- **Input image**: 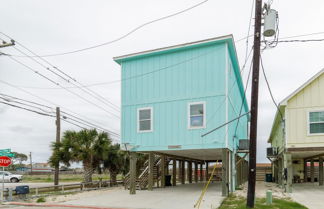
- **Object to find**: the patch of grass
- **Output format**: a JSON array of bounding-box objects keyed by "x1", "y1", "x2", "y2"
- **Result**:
[
  {"x1": 36, "y1": 197, "x2": 46, "y2": 203},
  {"x1": 218, "y1": 194, "x2": 308, "y2": 209}
]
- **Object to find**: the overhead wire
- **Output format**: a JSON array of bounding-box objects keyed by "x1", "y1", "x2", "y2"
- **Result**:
[
  {"x1": 0, "y1": 35, "x2": 120, "y2": 112},
  {"x1": 0, "y1": 93, "x2": 120, "y2": 136},
  {"x1": 0, "y1": 101, "x2": 55, "y2": 117},
  {"x1": 0, "y1": 95, "x2": 53, "y2": 114},
  {"x1": 7, "y1": 56, "x2": 120, "y2": 118},
  {"x1": 244, "y1": 0, "x2": 254, "y2": 63},
  {"x1": 1, "y1": 35, "x2": 254, "y2": 92},
  {"x1": 0, "y1": 80, "x2": 120, "y2": 137},
  {"x1": 260, "y1": 55, "x2": 284, "y2": 121},
  {"x1": 0, "y1": 0, "x2": 209, "y2": 57}
]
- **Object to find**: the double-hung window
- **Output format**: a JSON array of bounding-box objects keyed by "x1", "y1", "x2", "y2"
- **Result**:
[
  {"x1": 138, "y1": 107, "x2": 153, "y2": 132},
  {"x1": 188, "y1": 102, "x2": 206, "y2": 129},
  {"x1": 309, "y1": 111, "x2": 324, "y2": 135}
]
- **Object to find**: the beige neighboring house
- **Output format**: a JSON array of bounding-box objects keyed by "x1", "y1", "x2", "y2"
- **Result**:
[{"x1": 268, "y1": 69, "x2": 324, "y2": 192}]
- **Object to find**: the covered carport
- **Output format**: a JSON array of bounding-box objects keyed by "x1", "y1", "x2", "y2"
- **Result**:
[{"x1": 272, "y1": 147, "x2": 324, "y2": 193}]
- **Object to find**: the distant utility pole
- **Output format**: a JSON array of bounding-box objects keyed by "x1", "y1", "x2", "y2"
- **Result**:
[
  {"x1": 29, "y1": 152, "x2": 33, "y2": 175},
  {"x1": 0, "y1": 39, "x2": 15, "y2": 48},
  {"x1": 54, "y1": 107, "x2": 61, "y2": 186},
  {"x1": 247, "y1": 0, "x2": 262, "y2": 208}
]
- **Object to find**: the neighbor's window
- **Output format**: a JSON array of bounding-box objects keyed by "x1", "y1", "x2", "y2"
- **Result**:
[
  {"x1": 309, "y1": 111, "x2": 324, "y2": 134},
  {"x1": 188, "y1": 102, "x2": 205, "y2": 129},
  {"x1": 138, "y1": 107, "x2": 153, "y2": 132}
]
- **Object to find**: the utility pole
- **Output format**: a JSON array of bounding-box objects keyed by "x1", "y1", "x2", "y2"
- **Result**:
[
  {"x1": 54, "y1": 107, "x2": 61, "y2": 186},
  {"x1": 247, "y1": 0, "x2": 262, "y2": 207},
  {"x1": 29, "y1": 152, "x2": 33, "y2": 175}
]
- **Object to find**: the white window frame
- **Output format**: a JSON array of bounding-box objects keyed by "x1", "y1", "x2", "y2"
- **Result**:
[
  {"x1": 188, "y1": 101, "x2": 206, "y2": 129},
  {"x1": 137, "y1": 107, "x2": 153, "y2": 133},
  {"x1": 307, "y1": 109, "x2": 324, "y2": 136}
]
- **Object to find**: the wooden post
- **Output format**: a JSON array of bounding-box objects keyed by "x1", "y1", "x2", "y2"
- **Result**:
[
  {"x1": 237, "y1": 157, "x2": 241, "y2": 186},
  {"x1": 311, "y1": 159, "x2": 315, "y2": 183},
  {"x1": 284, "y1": 153, "x2": 292, "y2": 193},
  {"x1": 181, "y1": 160, "x2": 185, "y2": 184},
  {"x1": 54, "y1": 107, "x2": 60, "y2": 186},
  {"x1": 205, "y1": 162, "x2": 209, "y2": 182},
  {"x1": 161, "y1": 155, "x2": 166, "y2": 188},
  {"x1": 222, "y1": 149, "x2": 229, "y2": 197},
  {"x1": 166, "y1": 160, "x2": 170, "y2": 175},
  {"x1": 188, "y1": 161, "x2": 192, "y2": 183},
  {"x1": 246, "y1": 0, "x2": 263, "y2": 207},
  {"x1": 172, "y1": 158, "x2": 177, "y2": 186},
  {"x1": 304, "y1": 159, "x2": 308, "y2": 182},
  {"x1": 319, "y1": 157, "x2": 323, "y2": 186},
  {"x1": 199, "y1": 163, "x2": 203, "y2": 181},
  {"x1": 148, "y1": 153, "x2": 154, "y2": 191},
  {"x1": 129, "y1": 152, "x2": 137, "y2": 195},
  {"x1": 194, "y1": 162, "x2": 198, "y2": 183}
]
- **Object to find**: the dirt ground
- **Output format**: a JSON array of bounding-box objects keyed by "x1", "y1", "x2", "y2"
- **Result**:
[{"x1": 235, "y1": 181, "x2": 289, "y2": 199}]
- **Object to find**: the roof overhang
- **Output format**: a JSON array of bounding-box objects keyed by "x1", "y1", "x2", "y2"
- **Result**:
[
  {"x1": 280, "y1": 68, "x2": 324, "y2": 105},
  {"x1": 113, "y1": 34, "x2": 235, "y2": 64}
]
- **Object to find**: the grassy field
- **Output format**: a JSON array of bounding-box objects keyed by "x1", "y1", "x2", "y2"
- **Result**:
[
  {"x1": 218, "y1": 194, "x2": 307, "y2": 209},
  {"x1": 23, "y1": 174, "x2": 122, "y2": 183}
]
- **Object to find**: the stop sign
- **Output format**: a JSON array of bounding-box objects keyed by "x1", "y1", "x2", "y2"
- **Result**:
[{"x1": 0, "y1": 156, "x2": 12, "y2": 167}]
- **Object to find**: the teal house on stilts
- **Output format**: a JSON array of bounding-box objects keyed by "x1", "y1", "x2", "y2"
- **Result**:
[{"x1": 114, "y1": 34, "x2": 249, "y2": 196}]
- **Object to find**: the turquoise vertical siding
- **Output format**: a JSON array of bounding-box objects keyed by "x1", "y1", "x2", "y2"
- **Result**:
[{"x1": 118, "y1": 38, "x2": 248, "y2": 152}]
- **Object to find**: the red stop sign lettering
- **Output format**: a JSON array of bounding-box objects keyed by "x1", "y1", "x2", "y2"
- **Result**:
[{"x1": 0, "y1": 156, "x2": 12, "y2": 167}]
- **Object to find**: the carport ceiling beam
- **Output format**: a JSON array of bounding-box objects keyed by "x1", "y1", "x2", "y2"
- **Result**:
[
  {"x1": 154, "y1": 152, "x2": 203, "y2": 163},
  {"x1": 305, "y1": 152, "x2": 324, "y2": 160}
]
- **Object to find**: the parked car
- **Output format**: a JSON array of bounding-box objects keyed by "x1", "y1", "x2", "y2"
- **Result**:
[{"x1": 0, "y1": 171, "x2": 23, "y2": 182}]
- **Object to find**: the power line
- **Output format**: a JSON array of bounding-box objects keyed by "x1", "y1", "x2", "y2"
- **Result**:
[
  {"x1": 203, "y1": 46, "x2": 253, "y2": 128},
  {"x1": 1, "y1": 34, "x2": 254, "y2": 92},
  {"x1": 233, "y1": 56, "x2": 254, "y2": 140},
  {"x1": 279, "y1": 31, "x2": 324, "y2": 40},
  {"x1": 0, "y1": 92, "x2": 53, "y2": 109},
  {"x1": 0, "y1": 93, "x2": 120, "y2": 137},
  {"x1": 0, "y1": 96, "x2": 53, "y2": 114},
  {"x1": 202, "y1": 55, "x2": 253, "y2": 138},
  {"x1": 0, "y1": 80, "x2": 120, "y2": 136},
  {"x1": 275, "y1": 38, "x2": 324, "y2": 43},
  {"x1": 244, "y1": 0, "x2": 255, "y2": 63},
  {"x1": 60, "y1": 110, "x2": 119, "y2": 137},
  {"x1": 0, "y1": 100, "x2": 91, "y2": 131},
  {"x1": 0, "y1": 0, "x2": 209, "y2": 58},
  {"x1": 0, "y1": 101, "x2": 55, "y2": 117},
  {"x1": 7, "y1": 56, "x2": 120, "y2": 118},
  {"x1": 0, "y1": 35, "x2": 120, "y2": 112},
  {"x1": 260, "y1": 55, "x2": 284, "y2": 121},
  {"x1": 61, "y1": 118, "x2": 87, "y2": 130}
]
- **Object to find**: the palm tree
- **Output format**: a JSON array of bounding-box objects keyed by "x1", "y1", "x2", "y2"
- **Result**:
[
  {"x1": 103, "y1": 144, "x2": 127, "y2": 185},
  {"x1": 103, "y1": 145, "x2": 148, "y2": 185},
  {"x1": 49, "y1": 129, "x2": 111, "y2": 183}
]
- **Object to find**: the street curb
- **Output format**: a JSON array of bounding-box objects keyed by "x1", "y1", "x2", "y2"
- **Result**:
[{"x1": 6, "y1": 202, "x2": 129, "y2": 209}]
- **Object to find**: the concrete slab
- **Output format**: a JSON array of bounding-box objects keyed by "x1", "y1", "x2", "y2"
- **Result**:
[
  {"x1": 61, "y1": 182, "x2": 224, "y2": 209},
  {"x1": 291, "y1": 183, "x2": 324, "y2": 209}
]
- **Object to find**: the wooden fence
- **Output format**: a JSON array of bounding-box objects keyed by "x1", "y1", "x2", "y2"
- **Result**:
[{"x1": 2, "y1": 180, "x2": 123, "y2": 201}]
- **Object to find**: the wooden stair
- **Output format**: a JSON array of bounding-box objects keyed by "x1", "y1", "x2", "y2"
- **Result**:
[{"x1": 124, "y1": 155, "x2": 162, "y2": 190}]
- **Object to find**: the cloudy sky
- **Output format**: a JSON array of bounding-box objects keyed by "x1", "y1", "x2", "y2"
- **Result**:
[{"x1": 1, "y1": 0, "x2": 324, "y2": 164}]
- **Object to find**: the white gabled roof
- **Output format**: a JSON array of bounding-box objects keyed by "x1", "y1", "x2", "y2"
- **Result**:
[
  {"x1": 280, "y1": 68, "x2": 324, "y2": 105},
  {"x1": 268, "y1": 68, "x2": 324, "y2": 143}
]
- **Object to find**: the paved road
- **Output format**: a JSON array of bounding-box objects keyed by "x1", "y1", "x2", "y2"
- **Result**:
[
  {"x1": 2, "y1": 182, "x2": 80, "y2": 189},
  {"x1": 291, "y1": 183, "x2": 324, "y2": 209},
  {"x1": 3, "y1": 182, "x2": 223, "y2": 209}
]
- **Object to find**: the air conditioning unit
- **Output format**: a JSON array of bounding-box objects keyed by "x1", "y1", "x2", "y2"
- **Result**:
[
  {"x1": 239, "y1": 139, "x2": 249, "y2": 150},
  {"x1": 267, "y1": 147, "x2": 278, "y2": 157}
]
